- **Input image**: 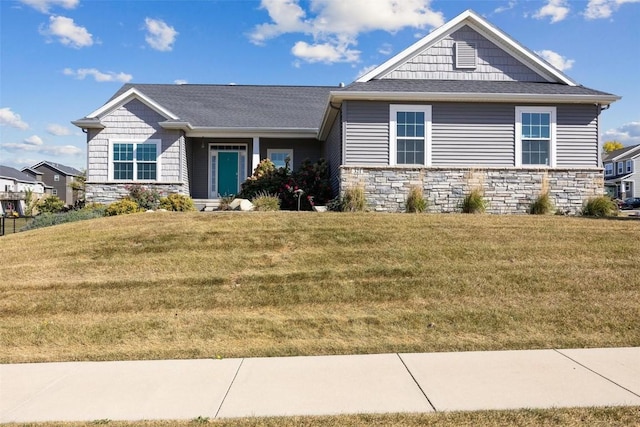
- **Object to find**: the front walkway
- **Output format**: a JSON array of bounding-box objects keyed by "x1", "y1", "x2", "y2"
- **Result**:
[{"x1": 1, "y1": 348, "x2": 639, "y2": 423}]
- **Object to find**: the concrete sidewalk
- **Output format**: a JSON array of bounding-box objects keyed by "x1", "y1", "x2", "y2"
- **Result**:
[{"x1": 1, "y1": 348, "x2": 639, "y2": 423}]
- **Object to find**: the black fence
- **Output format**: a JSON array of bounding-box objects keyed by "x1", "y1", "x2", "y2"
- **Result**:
[{"x1": 0, "y1": 216, "x2": 34, "y2": 236}]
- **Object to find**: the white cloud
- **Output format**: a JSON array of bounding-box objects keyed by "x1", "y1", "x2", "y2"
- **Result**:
[
  {"x1": 534, "y1": 0, "x2": 570, "y2": 22},
  {"x1": 494, "y1": 0, "x2": 517, "y2": 14},
  {"x1": 46, "y1": 123, "x2": 72, "y2": 136},
  {"x1": 64, "y1": 68, "x2": 133, "y2": 83},
  {"x1": 584, "y1": 0, "x2": 640, "y2": 19},
  {"x1": 603, "y1": 121, "x2": 640, "y2": 145},
  {"x1": 174, "y1": 79, "x2": 188, "y2": 85},
  {"x1": 40, "y1": 15, "x2": 93, "y2": 48},
  {"x1": 356, "y1": 64, "x2": 378, "y2": 79},
  {"x1": 378, "y1": 43, "x2": 393, "y2": 55},
  {"x1": 0, "y1": 108, "x2": 29, "y2": 130},
  {"x1": 41, "y1": 145, "x2": 83, "y2": 155},
  {"x1": 24, "y1": 135, "x2": 44, "y2": 146},
  {"x1": 535, "y1": 49, "x2": 575, "y2": 71},
  {"x1": 144, "y1": 18, "x2": 178, "y2": 51},
  {"x1": 250, "y1": 0, "x2": 444, "y2": 64},
  {"x1": 20, "y1": 0, "x2": 78, "y2": 13}
]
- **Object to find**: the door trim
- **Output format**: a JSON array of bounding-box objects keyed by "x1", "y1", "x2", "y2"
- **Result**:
[{"x1": 207, "y1": 143, "x2": 248, "y2": 198}]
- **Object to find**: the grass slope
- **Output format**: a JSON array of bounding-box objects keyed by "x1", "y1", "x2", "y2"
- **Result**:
[{"x1": 1, "y1": 212, "x2": 639, "y2": 363}]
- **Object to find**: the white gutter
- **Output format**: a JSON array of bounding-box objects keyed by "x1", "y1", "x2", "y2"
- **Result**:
[{"x1": 159, "y1": 121, "x2": 319, "y2": 139}]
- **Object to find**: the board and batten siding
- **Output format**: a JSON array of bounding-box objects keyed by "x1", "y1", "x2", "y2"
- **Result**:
[
  {"x1": 383, "y1": 25, "x2": 546, "y2": 82},
  {"x1": 260, "y1": 138, "x2": 323, "y2": 171},
  {"x1": 343, "y1": 101, "x2": 600, "y2": 168},
  {"x1": 431, "y1": 103, "x2": 514, "y2": 166},
  {"x1": 556, "y1": 104, "x2": 599, "y2": 167},
  {"x1": 343, "y1": 101, "x2": 389, "y2": 165},
  {"x1": 87, "y1": 99, "x2": 183, "y2": 183}
]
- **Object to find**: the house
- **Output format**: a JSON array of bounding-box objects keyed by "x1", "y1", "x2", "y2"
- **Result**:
[
  {"x1": 22, "y1": 161, "x2": 83, "y2": 207},
  {"x1": 602, "y1": 144, "x2": 640, "y2": 199},
  {"x1": 72, "y1": 10, "x2": 619, "y2": 213},
  {"x1": 0, "y1": 165, "x2": 48, "y2": 216}
]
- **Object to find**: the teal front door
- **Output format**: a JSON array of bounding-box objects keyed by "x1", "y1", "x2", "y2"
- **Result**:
[{"x1": 218, "y1": 151, "x2": 239, "y2": 196}]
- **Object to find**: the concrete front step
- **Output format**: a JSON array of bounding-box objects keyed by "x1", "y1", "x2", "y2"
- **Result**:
[{"x1": 193, "y1": 199, "x2": 221, "y2": 212}]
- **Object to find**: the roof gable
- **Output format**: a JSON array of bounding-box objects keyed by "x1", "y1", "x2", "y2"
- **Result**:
[
  {"x1": 30, "y1": 160, "x2": 82, "y2": 176},
  {"x1": 87, "y1": 87, "x2": 179, "y2": 121},
  {"x1": 357, "y1": 9, "x2": 577, "y2": 86},
  {"x1": 0, "y1": 165, "x2": 38, "y2": 183},
  {"x1": 603, "y1": 144, "x2": 640, "y2": 162}
]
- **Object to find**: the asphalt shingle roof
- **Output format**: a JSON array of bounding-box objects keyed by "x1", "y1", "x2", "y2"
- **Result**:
[
  {"x1": 111, "y1": 84, "x2": 334, "y2": 129},
  {"x1": 32, "y1": 161, "x2": 82, "y2": 176},
  {"x1": 340, "y1": 79, "x2": 616, "y2": 97},
  {"x1": 602, "y1": 144, "x2": 640, "y2": 162},
  {"x1": 0, "y1": 165, "x2": 38, "y2": 183}
]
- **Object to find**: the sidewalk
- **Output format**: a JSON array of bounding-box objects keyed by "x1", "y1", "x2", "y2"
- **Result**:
[{"x1": 2, "y1": 348, "x2": 639, "y2": 423}]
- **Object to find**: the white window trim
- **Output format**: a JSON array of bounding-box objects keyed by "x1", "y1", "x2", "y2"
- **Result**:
[
  {"x1": 108, "y1": 139, "x2": 162, "y2": 182},
  {"x1": 54, "y1": 174, "x2": 60, "y2": 182},
  {"x1": 207, "y1": 143, "x2": 248, "y2": 198},
  {"x1": 267, "y1": 148, "x2": 294, "y2": 169},
  {"x1": 515, "y1": 106, "x2": 556, "y2": 168},
  {"x1": 604, "y1": 163, "x2": 614, "y2": 176},
  {"x1": 626, "y1": 160, "x2": 633, "y2": 173},
  {"x1": 52, "y1": 189, "x2": 58, "y2": 196},
  {"x1": 617, "y1": 162, "x2": 624, "y2": 175},
  {"x1": 389, "y1": 104, "x2": 432, "y2": 166}
]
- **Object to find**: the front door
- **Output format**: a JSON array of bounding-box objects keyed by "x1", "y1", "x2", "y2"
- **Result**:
[{"x1": 218, "y1": 152, "x2": 239, "y2": 196}]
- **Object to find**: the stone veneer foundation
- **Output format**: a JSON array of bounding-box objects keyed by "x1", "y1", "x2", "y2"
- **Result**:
[
  {"x1": 86, "y1": 182, "x2": 188, "y2": 204},
  {"x1": 340, "y1": 166, "x2": 604, "y2": 214}
]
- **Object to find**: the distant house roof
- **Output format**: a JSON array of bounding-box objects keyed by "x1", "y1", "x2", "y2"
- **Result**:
[
  {"x1": 76, "y1": 84, "x2": 334, "y2": 132},
  {"x1": 30, "y1": 160, "x2": 82, "y2": 176},
  {"x1": 0, "y1": 165, "x2": 38, "y2": 183},
  {"x1": 602, "y1": 144, "x2": 640, "y2": 162}
]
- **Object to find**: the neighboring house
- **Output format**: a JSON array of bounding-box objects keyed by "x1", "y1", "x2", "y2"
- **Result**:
[
  {"x1": 73, "y1": 10, "x2": 619, "y2": 213},
  {"x1": 0, "y1": 165, "x2": 47, "y2": 216},
  {"x1": 22, "y1": 161, "x2": 83, "y2": 207},
  {"x1": 602, "y1": 144, "x2": 640, "y2": 199}
]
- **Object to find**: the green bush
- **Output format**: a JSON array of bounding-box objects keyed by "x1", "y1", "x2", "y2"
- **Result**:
[
  {"x1": 38, "y1": 195, "x2": 65, "y2": 214},
  {"x1": 340, "y1": 186, "x2": 366, "y2": 212},
  {"x1": 252, "y1": 191, "x2": 281, "y2": 211},
  {"x1": 406, "y1": 186, "x2": 428, "y2": 213},
  {"x1": 125, "y1": 184, "x2": 160, "y2": 211},
  {"x1": 461, "y1": 188, "x2": 487, "y2": 214},
  {"x1": 105, "y1": 199, "x2": 140, "y2": 216},
  {"x1": 21, "y1": 207, "x2": 106, "y2": 231},
  {"x1": 529, "y1": 191, "x2": 554, "y2": 215},
  {"x1": 582, "y1": 196, "x2": 618, "y2": 217},
  {"x1": 159, "y1": 194, "x2": 196, "y2": 212}
]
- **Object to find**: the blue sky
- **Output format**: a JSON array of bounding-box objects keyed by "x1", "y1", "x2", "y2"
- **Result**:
[{"x1": 1, "y1": 0, "x2": 639, "y2": 171}]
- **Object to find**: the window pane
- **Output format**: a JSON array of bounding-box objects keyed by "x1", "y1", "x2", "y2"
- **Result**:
[
  {"x1": 137, "y1": 163, "x2": 157, "y2": 180},
  {"x1": 522, "y1": 140, "x2": 549, "y2": 165},
  {"x1": 522, "y1": 113, "x2": 531, "y2": 126},
  {"x1": 397, "y1": 124, "x2": 405, "y2": 137},
  {"x1": 114, "y1": 162, "x2": 133, "y2": 180},
  {"x1": 114, "y1": 144, "x2": 133, "y2": 161},
  {"x1": 136, "y1": 143, "x2": 157, "y2": 161},
  {"x1": 270, "y1": 152, "x2": 289, "y2": 169},
  {"x1": 397, "y1": 138, "x2": 424, "y2": 165},
  {"x1": 397, "y1": 112, "x2": 405, "y2": 123}
]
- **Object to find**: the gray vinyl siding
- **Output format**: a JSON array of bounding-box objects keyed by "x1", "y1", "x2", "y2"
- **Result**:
[
  {"x1": 343, "y1": 101, "x2": 600, "y2": 169},
  {"x1": 432, "y1": 103, "x2": 514, "y2": 166},
  {"x1": 343, "y1": 101, "x2": 389, "y2": 165},
  {"x1": 86, "y1": 99, "x2": 182, "y2": 183},
  {"x1": 632, "y1": 159, "x2": 639, "y2": 197},
  {"x1": 260, "y1": 138, "x2": 322, "y2": 171},
  {"x1": 384, "y1": 25, "x2": 546, "y2": 82},
  {"x1": 556, "y1": 104, "x2": 599, "y2": 167},
  {"x1": 323, "y1": 110, "x2": 343, "y2": 195}
]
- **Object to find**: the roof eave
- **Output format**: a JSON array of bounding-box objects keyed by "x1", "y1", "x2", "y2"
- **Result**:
[
  {"x1": 71, "y1": 118, "x2": 105, "y2": 129},
  {"x1": 86, "y1": 87, "x2": 179, "y2": 121},
  {"x1": 329, "y1": 91, "x2": 621, "y2": 105},
  {"x1": 181, "y1": 126, "x2": 320, "y2": 139}
]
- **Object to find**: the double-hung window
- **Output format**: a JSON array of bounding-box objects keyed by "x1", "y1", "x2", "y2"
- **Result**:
[
  {"x1": 617, "y1": 162, "x2": 624, "y2": 175},
  {"x1": 516, "y1": 107, "x2": 556, "y2": 167},
  {"x1": 604, "y1": 163, "x2": 613, "y2": 176},
  {"x1": 111, "y1": 140, "x2": 161, "y2": 181},
  {"x1": 389, "y1": 105, "x2": 432, "y2": 166},
  {"x1": 626, "y1": 160, "x2": 633, "y2": 173}
]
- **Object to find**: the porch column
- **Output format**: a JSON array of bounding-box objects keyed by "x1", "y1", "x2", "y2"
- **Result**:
[{"x1": 252, "y1": 137, "x2": 260, "y2": 173}]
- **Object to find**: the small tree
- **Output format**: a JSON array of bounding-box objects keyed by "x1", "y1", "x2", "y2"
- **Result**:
[
  {"x1": 69, "y1": 170, "x2": 86, "y2": 208},
  {"x1": 38, "y1": 195, "x2": 65, "y2": 214},
  {"x1": 603, "y1": 141, "x2": 624, "y2": 153}
]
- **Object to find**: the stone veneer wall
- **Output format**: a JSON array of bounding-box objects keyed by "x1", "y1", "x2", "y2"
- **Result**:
[
  {"x1": 86, "y1": 182, "x2": 189, "y2": 205},
  {"x1": 340, "y1": 166, "x2": 603, "y2": 214}
]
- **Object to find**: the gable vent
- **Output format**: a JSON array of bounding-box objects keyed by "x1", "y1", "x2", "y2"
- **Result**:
[{"x1": 455, "y1": 41, "x2": 477, "y2": 69}]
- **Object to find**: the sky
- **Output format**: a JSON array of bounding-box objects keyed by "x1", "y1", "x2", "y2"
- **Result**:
[{"x1": 1, "y1": 0, "x2": 639, "y2": 171}]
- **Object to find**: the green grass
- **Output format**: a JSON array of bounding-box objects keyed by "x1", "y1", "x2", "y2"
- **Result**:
[
  {"x1": 1, "y1": 212, "x2": 639, "y2": 363},
  {"x1": 4, "y1": 407, "x2": 640, "y2": 426}
]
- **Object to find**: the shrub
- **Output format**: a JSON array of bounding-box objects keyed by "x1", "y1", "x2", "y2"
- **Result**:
[
  {"x1": 159, "y1": 194, "x2": 196, "y2": 212},
  {"x1": 406, "y1": 186, "x2": 428, "y2": 213},
  {"x1": 125, "y1": 184, "x2": 160, "y2": 211},
  {"x1": 582, "y1": 196, "x2": 618, "y2": 217},
  {"x1": 38, "y1": 195, "x2": 65, "y2": 214},
  {"x1": 105, "y1": 199, "x2": 140, "y2": 216},
  {"x1": 21, "y1": 208, "x2": 106, "y2": 231},
  {"x1": 461, "y1": 188, "x2": 487, "y2": 214},
  {"x1": 252, "y1": 191, "x2": 281, "y2": 211},
  {"x1": 529, "y1": 191, "x2": 554, "y2": 215},
  {"x1": 340, "y1": 186, "x2": 366, "y2": 212},
  {"x1": 240, "y1": 158, "x2": 332, "y2": 211}
]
